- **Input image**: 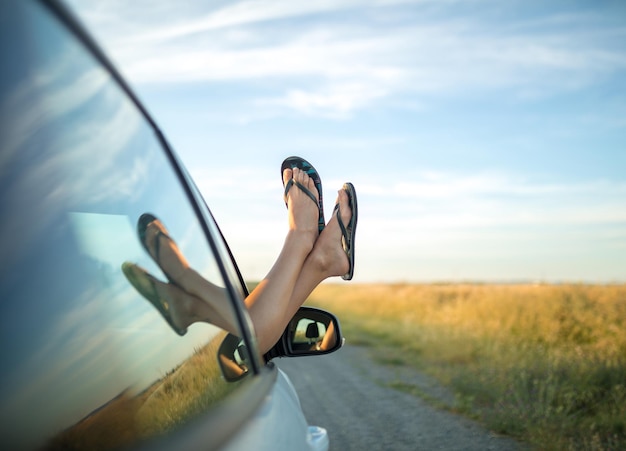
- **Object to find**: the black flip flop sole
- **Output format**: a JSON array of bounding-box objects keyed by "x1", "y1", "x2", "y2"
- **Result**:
[
  {"x1": 341, "y1": 182, "x2": 357, "y2": 281},
  {"x1": 137, "y1": 213, "x2": 181, "y2": 287},
  {"x1": 281, "y1": 156, "x2": 325, "y2": 233},
  {"x1": 121, "y1": 262, "x2": 187, "y2": 336}
]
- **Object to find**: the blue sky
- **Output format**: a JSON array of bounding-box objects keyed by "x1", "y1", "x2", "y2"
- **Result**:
[{"x1": 66, "y1": 0, "x2": 626, "y2": 283}]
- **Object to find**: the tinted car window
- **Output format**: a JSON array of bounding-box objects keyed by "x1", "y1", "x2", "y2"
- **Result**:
[{"x1": 0, "y1": 1, "x2": 252, "y2": 449}]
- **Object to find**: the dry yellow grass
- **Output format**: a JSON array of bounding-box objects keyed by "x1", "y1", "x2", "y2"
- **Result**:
[{"x1": 307, "y1": 283, "x2": 626, "y2": 451}]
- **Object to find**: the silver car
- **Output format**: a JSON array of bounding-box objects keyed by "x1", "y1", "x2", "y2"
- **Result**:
[{"x1": 0, "y1": 1, "x2": 343, "y2": 449}]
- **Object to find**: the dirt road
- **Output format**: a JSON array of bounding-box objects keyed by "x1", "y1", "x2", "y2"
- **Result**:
[{"x1": 277, "y1": 344, "x2": 523, "y2": 451}]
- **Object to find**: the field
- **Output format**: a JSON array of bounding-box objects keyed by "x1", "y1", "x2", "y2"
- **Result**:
[
  {"x1": 306, "y1": 283, "x2": 626, "y2": 451},
  {"x1": 46, "y1": 332, "x2": 240, "y2": 450}
]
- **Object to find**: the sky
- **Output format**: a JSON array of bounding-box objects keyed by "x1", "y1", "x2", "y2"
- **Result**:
[{"x1": 65, "y1": 0, "x2": 626, "y2": 283}]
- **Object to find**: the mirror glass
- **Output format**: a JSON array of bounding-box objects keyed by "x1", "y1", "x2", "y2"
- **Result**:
[{"x1": 287, "y1": 307, "x2": 342, "y2": 356}]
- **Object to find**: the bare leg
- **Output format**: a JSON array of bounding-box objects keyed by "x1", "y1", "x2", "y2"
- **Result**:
[
  {"x1": 139, "y1": 170, "x2": 321, "y2": 348},
  {"x1": 141, "y1": 218, "x2": 242, "y2": 333},
  {"x1": 275, "y1": 188, "x2": 352, "y2": 337},
  {"x1": 122, "y1": 262, "x2": 237, "y2": 334},
  {"x1": 138, "y1": 170, "x2": 352, "y2": 354},
  {"x1": 244, "y1": 167, "x2": 320, "y2": 353},
  {"x1": 142, "y1": 219, "x2": 227, "y2": 303}
]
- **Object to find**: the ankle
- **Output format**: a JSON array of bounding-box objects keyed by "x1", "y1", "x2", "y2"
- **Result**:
[
  {"x1": 285, "y1": 229, "x2": 316, "y2": 255},
  {"x1": 308, "y1": 232, "x2": 350, "y2": 278},
  {"x1": 309, "y1": 245, "x2": 335, "y2": 275}
]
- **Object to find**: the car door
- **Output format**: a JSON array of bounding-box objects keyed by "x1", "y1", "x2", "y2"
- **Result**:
[{"x1": 0, "y1": 1, "x2": 316, "y2": 449}]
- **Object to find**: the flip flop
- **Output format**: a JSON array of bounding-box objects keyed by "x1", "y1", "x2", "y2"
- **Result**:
[
  {"x1": 281, "y1": 156, "x2": 325, "y2": 234},
  {"x1": 334, "y1": 182, "x2": 358, "y2": 281},
  {"x1": 121, "y1": 262, "x2": 187, "y2": 336},
  {"x1": 137, "y1": 213, "x2": 180, "y2": 287}
]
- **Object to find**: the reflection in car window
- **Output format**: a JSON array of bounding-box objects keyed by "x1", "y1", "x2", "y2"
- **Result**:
[{"x1": 0, "y1": 1, "x2": 249, "y2": 449}]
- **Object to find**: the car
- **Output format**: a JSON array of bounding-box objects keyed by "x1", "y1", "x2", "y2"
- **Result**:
[{"x1": 0, "y1": 0, "x2": 344, "y2": 449}]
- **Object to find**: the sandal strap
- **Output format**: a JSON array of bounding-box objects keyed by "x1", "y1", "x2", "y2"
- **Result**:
[
  {"x1": 284, "y1": 178, "x2": 319, "y2": 206},
  {"x1": 149, "y1": 229, "x2": 181, "y2": 288},
  {"x1": 334, "y1": 203, "x2": 350, "y2": 249}
]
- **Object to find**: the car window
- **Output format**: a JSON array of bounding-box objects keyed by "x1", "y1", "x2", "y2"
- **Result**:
[{"x1": 0, "y1": 1, "x2": 254, "y2": 449}]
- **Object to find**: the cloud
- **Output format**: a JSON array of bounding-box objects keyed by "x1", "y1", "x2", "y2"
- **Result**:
[
  {"x1": 258, "y1": 81, "x2": 390, "y2": 118},
  {"x1": 362, "y1": 171, "x2": 626, "y2": 199},
  {"x1": 61, "y1": 0, "x2": 626, "y2": 282},
  {"x1": 67, "y1": 0, "x2": 626, "y2": 118},
  {"x1": 71, "y1": 0, "x2": 423, "y2": 41},
  {"x1": 190, "y1": 159, "x2": 626, "y2": 231},
  {"x1": 345, "y1": 171, "x2": 626, "y2": 252}
]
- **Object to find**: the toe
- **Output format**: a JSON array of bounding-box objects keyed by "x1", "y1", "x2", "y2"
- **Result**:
[
  {"x1": 283, "y1": 167, "x2": 293, "y2": 186},
  {"x1": 308, "y1": 174, "x2": 318, "y2": 200},
  {"x1": 299, "y1": 170, "x2": 316, "y2": 197},
  {"x1": 294, "y1": 167, "x2": 304, "y2": 184},
  {"x1": 336, "y1": 189, "x2": 351, "y2": 225}
]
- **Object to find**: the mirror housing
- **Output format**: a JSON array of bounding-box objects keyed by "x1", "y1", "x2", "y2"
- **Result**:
[
  {"x1": 218, "y1": 333, "x2": 252, "y2": 382},
  {"x1": 218, "y1": 307, "x2": 344, "y2": 381},
  {"x1": 263, "y1": 306, "x2": 343, "y2": 361}
]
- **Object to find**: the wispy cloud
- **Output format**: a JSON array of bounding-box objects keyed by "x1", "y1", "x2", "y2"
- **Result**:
[
  {"x1": 68, "y1": 0, "x2": 626, "y2": 118},
  {"x1": 363, "y1": 171, "x2": 626, "y2": 199},
  {"x1": 64, "y1": 0, "x2": 626, "y2": 282},
  {"x1": 358, "y1": 172, "x2": 626, "y2": 227}
]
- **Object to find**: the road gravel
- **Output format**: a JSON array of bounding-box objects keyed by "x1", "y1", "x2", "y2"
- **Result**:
[{"x1": 278, "y1": 344, "x2": 525, "y2": 451}]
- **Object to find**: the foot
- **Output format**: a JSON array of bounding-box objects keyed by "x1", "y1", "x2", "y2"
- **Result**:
[
  {"x1": 122, "y1": 262, "x2": 204, "y2": 335},
  {"x1": 308, "y1": 188, "x2": 352, "y2": 278},
  {"x1": 283, "y1": 167, "x2": 320, "y2": 250},
  {"x1": 141, "y1": 217, "x2": 191, "y2": 285}
]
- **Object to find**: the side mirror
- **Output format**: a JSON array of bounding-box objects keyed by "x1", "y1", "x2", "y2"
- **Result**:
[
  {"x1": 218, "y1": 333, "x2": 251, "y2": 382},
  {"x1": 263, "y1": 306, "x2": 344, "y2": 361},
  {"x1": 218, "y1": 307, "x2": 344, "y2": 381}
]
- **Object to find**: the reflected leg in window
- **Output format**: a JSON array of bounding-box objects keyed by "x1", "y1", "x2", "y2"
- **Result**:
[
  {"x1": 125, "y1": 159, "x2": 357, "y2": 355},
  {"x1": 121, "y1": 262, "x2": 236, "y2": 335},
  {"x1": 138, "y1": 214, "x2": 227, "y2": 302},
  {"x1": 134, "y1": 214, "x2": 238, "y2": 333}
]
